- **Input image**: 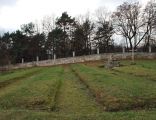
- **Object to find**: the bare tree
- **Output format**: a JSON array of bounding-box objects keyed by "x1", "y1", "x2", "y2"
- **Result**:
[
  {"x1": 41, "y1": 15, "x2": 56, "y2": 35},
  {"x1": 142, "y1": 0, "x2": 156, "y2": 49},
  {"x1": 75, "y1": 15, "x2": 85, "y2": 26},
  {"x1": 94, "y1": 7, "x2": 114, "y2": 53},
  {"x1": 95, "y1": 7, "x2": 111, "y2": 24},
  {"x1": 34, "y1": 20, "x2": 41, "y2": 34},
  {"x1": 74, "y1": 13, "x2": 95, "y2": 55},
  {"x1": 112, "y1": 2, "x2": 148, "y2": 50}
]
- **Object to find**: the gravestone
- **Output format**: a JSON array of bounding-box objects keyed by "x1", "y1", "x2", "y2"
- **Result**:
[{"x1": 105, "y1": 54, "x2": 120, "y2": 69}]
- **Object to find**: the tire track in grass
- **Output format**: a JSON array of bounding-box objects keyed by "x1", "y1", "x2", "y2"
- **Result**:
[
  {"x1": 0, "y1": 67, "x2": 64, "y2": 111},
  {"x1": 0, "y1": 69, "x2": 42, "y2": 90},
  {"x1": 112, "y1": 69, "x2": 156, "y2": 82},
  {"x1": 70, "y1": 66, "x2": 106, "y2": 111},
  {"x1": 54, "y1": 65, "x2": 101, "y2": 114},
  {"x1": 74, "y1": 64, "x2": 156, "y2": 111},
  {"x1": 0, "y1": 69, "x2": 45, "y2": 110},
  {"x1": 49, "y1": 72, "x2": 63, "y2": 111}
]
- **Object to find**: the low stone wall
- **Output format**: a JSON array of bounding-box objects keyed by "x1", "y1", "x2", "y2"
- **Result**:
[{"x1": 0, "y1": 52, "x2": 156, "y2": 70}]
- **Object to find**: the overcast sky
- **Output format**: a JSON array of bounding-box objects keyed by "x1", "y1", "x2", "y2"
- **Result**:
[{"x1": 0, "y1": 0, "x2": 150, "y2": 32}]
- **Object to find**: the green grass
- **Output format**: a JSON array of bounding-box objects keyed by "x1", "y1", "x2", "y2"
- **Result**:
[
  {"x1": 55, "y1": 66, "x2": 101, "y2": 114},
  {"x1": 113, "y1": 60, "x2": 156, "y2": 81},
  {"x1": 0, "y1": 109, "x2": 156, "y2": 120},
  {"x1": 0, "y1": 60, "x2": 156, "y2": 119},
  {"x1": 0, "y1": 66, "x2": 63, "y2": 110},
  {"x1": 0, "y1": 67, "x2": 41, "y2": 82},
  {"x1": 71, "y1": 60, "x2": 156, "y2": 111}
]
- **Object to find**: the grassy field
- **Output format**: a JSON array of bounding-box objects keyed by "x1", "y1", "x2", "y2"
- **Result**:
[{"x1": 0, "y1": 60, "x2": 155, "y2": 120}]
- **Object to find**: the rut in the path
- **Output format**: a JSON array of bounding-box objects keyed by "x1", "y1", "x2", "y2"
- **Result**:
[
  {"x1": 0, "y1": 70, "x2": 41, "y2": 90},
  {"x1": 53, "y1": 65, "x2": 102, "y2": 114}
]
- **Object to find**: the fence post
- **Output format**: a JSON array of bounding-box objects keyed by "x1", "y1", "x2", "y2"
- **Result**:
[
  {"x1": 122, "y1": 47, "x2": 126, "y2": 59},
  {"x1": 22, "y1": 58, "x2": 24, "y2": 64},
  {"x1": 132, "y1": 47, "x2": 134, "y2": 63},
  {"x1": 73, "y1": 51, "x2": 75, "y2": 57},
  {"x1": 149, "y1": 46, "x2": 152, "y2": 53},
  {"x1": 54, "y1": 54, "x2": 56, "y2": 60},
  {"x1": 97, "y1": 48, "x2": 99, "y2": 54},
  {"x1": 36, "y1": 56, "x2": 39, "y2": 62}
]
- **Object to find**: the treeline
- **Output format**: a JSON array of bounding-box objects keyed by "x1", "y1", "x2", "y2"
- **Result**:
[
  {"x1": 0, "y1": 12, "x2": 114, "y2": 65},
  {"x1": 0, "y1": 0, "x2": 156, "y2": 65}
]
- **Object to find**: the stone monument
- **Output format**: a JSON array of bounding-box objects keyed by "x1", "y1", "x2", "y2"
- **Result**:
[{"x1": 105, "y1": 54, "x2": 120, "y2": 69}]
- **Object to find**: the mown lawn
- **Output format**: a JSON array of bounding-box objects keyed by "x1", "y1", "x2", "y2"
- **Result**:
[
  {"x1": 71, "y1": 60, "x2": 156, "y2": 111},
  {"x1": 0, "y1": 60, "x2": 155, "y2": 120},
  {"x1": 0, "y1": 66, "x2": 63, "y2": 110}
]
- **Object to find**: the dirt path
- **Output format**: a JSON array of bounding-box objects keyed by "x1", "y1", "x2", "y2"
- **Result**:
[{"x1": 54, "y1": 65, "x2": 101, "y2": 114}]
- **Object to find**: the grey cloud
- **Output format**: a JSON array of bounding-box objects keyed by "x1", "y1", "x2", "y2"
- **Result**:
[
  {"x1": 97, "y1": 0, "x2": 126, "y2": 10},
  {"x1": 99, "y1": 0, "x2": 126, "y2": 6},
  {"x1": 98, "y1": 0, "x2": 140, "y2": 11},
  {"x1": 0, "y1": 0, "x2": 18, "y2": 7},
  {"x1": 99, "y1": 0, "x2": 138, "y2": 4}
]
